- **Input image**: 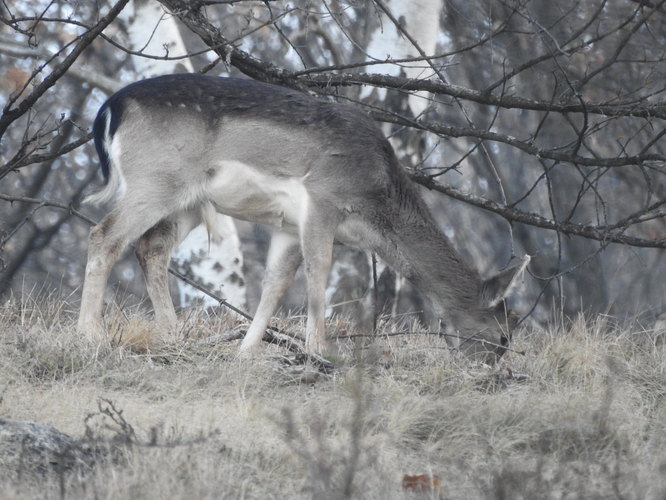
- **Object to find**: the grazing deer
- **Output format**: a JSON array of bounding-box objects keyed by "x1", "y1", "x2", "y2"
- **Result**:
[{"x1": 79, "y1": 74, "x2": 529, "y2": 362}]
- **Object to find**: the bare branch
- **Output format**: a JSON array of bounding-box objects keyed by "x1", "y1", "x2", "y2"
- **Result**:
[
  {"x1": 0, "y1": 37, "x2": 121, "y2": 94},
  {"x1": 0, "y1": 132, "x2": 93, "y2": 180},
  {"x1": 409, "y1": 174, "x2": 666, "y2": 248},
  {"x1": 369, "y1": 107, "x2": 666, "y2": 168},
  {"x1": 0, "y1": 0, "x2": 130, "y2": 144},
  {"x1": 303, "y1": 72, "x2": 666, "y2": 120}
]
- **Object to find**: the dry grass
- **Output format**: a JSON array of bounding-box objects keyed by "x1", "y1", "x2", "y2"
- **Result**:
[{"x1": 1, "y1": 293, "x2": 665, "y2": 499}]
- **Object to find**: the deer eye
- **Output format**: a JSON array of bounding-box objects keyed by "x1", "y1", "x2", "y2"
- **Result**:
[{"x1": 500, "y1": 334, "x2": 509, "y2": 347}]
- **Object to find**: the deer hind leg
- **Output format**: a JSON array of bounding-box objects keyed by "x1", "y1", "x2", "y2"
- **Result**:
[
  {"x1": 135, "y1": 211, "x2": 200, "y2": 331},
  {"x1": 300, "y1": 202, "x2": 339, "y2": 354},
  {"x1": 78, "y1": 214, "x2": 123, "y2": 338},
  {"x1": 78, "y1": 197, "x2": 182, "y2": 340},
  {"x1": 239, "y1": 230, "x2": 302, "y2": 354},
  {"x1": 78, "y1": 207, "x2": 164, "y2": 338}
]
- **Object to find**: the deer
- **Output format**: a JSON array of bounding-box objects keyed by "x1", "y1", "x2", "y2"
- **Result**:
[{"x1": 78, "y1": 73, "x2": 529, "y2": 363}]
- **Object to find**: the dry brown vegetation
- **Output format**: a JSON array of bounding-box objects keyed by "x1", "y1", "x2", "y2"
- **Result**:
[{"x1": 1, "y1": 294, "x2": 665, "y2": 499}]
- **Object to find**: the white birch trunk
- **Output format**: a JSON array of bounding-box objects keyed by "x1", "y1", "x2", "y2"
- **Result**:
[
  {"x1": 122, "y1": 0, "x2": 247, "y2": 310},
  {"x1": 363, "y1": 0, "x2": 443, "y2": 116}
]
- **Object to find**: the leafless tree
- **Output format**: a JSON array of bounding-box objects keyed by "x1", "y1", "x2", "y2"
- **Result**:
[{"x1": 1, "y1": 0, "x2": 664, "y2": 327}]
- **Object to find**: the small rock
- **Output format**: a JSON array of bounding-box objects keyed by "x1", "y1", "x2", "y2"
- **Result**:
[{"x1": 0, "y1": 418, "x2": 96, "y2": 474}]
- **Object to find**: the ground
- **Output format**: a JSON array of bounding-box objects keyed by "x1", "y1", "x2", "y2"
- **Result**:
[{"x1": 1, "y1": 294, "x2": 665, "y2": 499}]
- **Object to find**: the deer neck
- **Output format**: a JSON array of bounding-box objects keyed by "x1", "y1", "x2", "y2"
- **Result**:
[{"x1": 373, "y1": 200, "x2": 484, "y2": 316}]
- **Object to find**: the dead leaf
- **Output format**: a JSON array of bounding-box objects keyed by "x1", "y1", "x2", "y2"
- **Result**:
[{"x1": 402, "y1": 474, "x2": 442, "y2": 493}]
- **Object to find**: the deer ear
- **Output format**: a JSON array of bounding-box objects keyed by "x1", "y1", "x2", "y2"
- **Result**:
[{"x1": 480, "y1": 255, "x2": 530, "y2": 308}]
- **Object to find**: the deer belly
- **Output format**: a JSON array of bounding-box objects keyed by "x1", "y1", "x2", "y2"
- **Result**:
[{"x1": 206, "y1": 160, "x2": 307, "y2": 228}]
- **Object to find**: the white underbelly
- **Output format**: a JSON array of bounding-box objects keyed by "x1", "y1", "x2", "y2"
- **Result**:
[
  {"x1": 206, "y1": 161, "x2": 380, "y2": 250},
  {"x1": 206, "y1": 160, "x2": 307, "y2": 228}
]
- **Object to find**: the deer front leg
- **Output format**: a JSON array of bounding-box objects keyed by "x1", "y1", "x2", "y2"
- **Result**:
[
  {"x1": 300, "y1": 204, "x2": 338, "y2": 355},
  {"x1": 239, "y1": 231, "x2": 302, "y2": 354}
]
